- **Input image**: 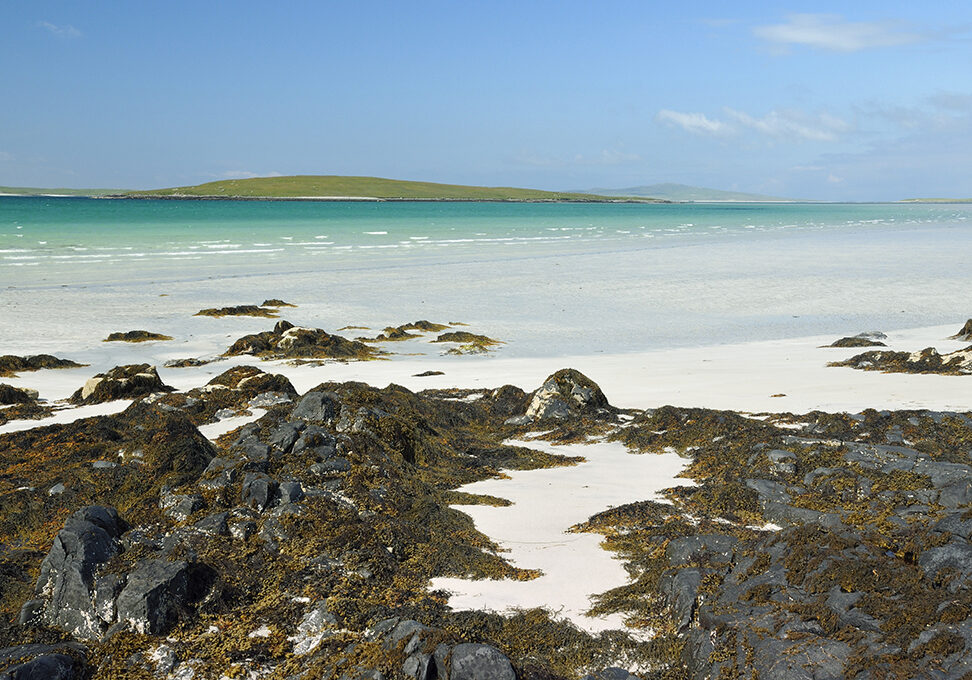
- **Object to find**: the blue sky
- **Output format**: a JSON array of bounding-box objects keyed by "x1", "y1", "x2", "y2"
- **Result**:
[{"x1": 1, "y1": 1, "x2": 971, "y2": 200}]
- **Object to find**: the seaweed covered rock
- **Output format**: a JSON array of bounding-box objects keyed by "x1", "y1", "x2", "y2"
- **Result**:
[
  {"x1": 824, "y1": 335, "x2": 887, "y2": 348},
  {"x1": 522, "y1": 368, "x2": 613, "y2": 422},
  {"x1": 364, "y1": 320, "x2": 451, "y2": 342},
  {"x1": 951, "y1": 318, "x2": 972, "y2": 341},
  {"x1": 70, "y1": 364, "x2": 173, "y2": 404},
  {"x1": 0, "y1": 354, "x2": 84, "y2": 378},
  {"x1": 432, "y1": 331, "x2": 502, "y2": 354},
  {"x1": 580, "y1": 406, "x2": 972, "y2": 678},
  {"x1": 195, "y1": 304, "x2": 279, "y2": 318},
  {"x1": 224, "y1": 320, "x2": 380, "y2": 361},
  {"x1": 0, "y1": 384, "x2": 38, "y2": 405},
  {"x1": 155, "y1": 365, "x2": 297, "y2": 425},
  {"x1": 18, "y1": 506, "x2": 127, "y2": 639},
  {"x1": 830, "y1": 346, "x2": 972, "y2": 374},
  {"x1": 262, "y1": 299, "x2": 296, "y2": 308},
  {"x1": 103, "y1": 330, "x2": 172, "y2": 342}
]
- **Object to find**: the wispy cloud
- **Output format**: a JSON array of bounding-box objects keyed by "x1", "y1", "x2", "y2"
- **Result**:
[
  {"x1": 38, "y1": 21, "x2": 81, "y2": 38},
  {"x1": 657, "y1": 107, "x2": 850, "y2": 142},
  {"x1": 0, "y1": 151, "x2": 13, "y2": 162},
  {"x1": 724, "y1": 108, "x2": 851, "y2": 141},
  {"x1": 754, "y1": 14, "x2": 922, "y2": 52},
  {"x1": 656, "y1": 110, "x2": 731, "y2": 136}
]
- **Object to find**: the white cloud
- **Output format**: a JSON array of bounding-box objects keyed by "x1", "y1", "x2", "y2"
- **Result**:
[
  {"x1": 724, "y1": 108, "x2": 850, "y2": 141},
  {"x1": 38, "y1": 21, "x2": 81, "y2": 38},
  {"x1": 827, "y1": 174, "x2": 844, "y2": 184},
  {"x1": 754, "y1": 14, "x2": 922, "y2": 52},
  {"x1": 0, "y1": 151, "x2": 13, "y2": 162},
  {"x1": 656, "y1": 110, "x2": 731, "y2": 136},
  {"x1": 658, "y1": 107, "x2": 849, "y2": 142}
]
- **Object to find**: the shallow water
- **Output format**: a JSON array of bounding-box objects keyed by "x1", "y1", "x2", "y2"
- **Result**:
[{"x1": 2, "y1": 198, "x2": 971, "y2": 357}]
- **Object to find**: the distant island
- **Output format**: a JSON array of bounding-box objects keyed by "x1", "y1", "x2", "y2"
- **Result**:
[
  {"x1": 110, "y1": 176, "x2": 664, "y2": 203},
  {"x1": 583, "y1": 182, "x2": 796, "y2": 202},
  {"x1": 900, "y1": 197, "x2": 972, "y2": 203}
]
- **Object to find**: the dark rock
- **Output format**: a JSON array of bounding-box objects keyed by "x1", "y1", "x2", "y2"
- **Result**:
[
  {"x1": 70, "y1": 364, "x2": 174, "y2": 404},
  {"x1": 0, "y1": 384, "x2": 38, "y2": 405},
  {"x1": 413, "y1": 370, "x2": 445, "y2": 377},
  {"x1": 112, "y1": 559, "x2": 194, "y2": 635},
  {"x1": 229, "y1": 520, "x2": 257, "y2": 541},
  {"x1": 825, "y1": 336, "x2": 887, "y2": 348},
  {"x1": 291, "y1": 391, "x2": 340, "y2": 423},
  {"x1": 448, "y1": 643, "x2": 515, "y2": 680},
  {"x1": 278, "y1": 481, "x2": 304, "y2": 504},
  {"x1": 193, "y1": 512, "x2": 229, "y2": 536},
  {"x1": 581, "y1": 669, "x2": 641, "y2": 680},
  {"x1": 19, "y1": 506, "x2": 126, "y2": 639},
  {"x1": 0, "y1": 354, "x2": 84, "y2": 378},
  {"x1": 241, "y1": 473, "x2": 279, "y2": 511},
  {"x1": 310, "y1": 458, "x2": 351, "y2": 475},
  {"x1": 269, "y1": 422, "x2": 303, "y2": 452},
  {"x1": 160, "y1": 493, "x2": 205, "y2": 522},
  {"x1": 0, "y1": 643, "x2": 86, "y2": 680}
]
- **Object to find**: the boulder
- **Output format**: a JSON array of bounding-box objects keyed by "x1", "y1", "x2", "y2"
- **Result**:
[
  {"x1": 448, "y1": 643, "x2": 516, "y2": 680},
  {"x1": 70, "y1": 364, "x2": 173, "y2": 404},
  {"x1": 113, "y1": 559, "x2": 193, "y2": 635},
  {"x1": 19, "y1": 506, "x2": 126, "y2": 639},
  {"x1": 524, "y1": 368, "x2": 613, "y2": 421}
]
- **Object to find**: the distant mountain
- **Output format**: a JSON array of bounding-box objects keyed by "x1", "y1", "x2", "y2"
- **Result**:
[{"x1": 584, "y1": 183, "x2": 796, "y2": 202}]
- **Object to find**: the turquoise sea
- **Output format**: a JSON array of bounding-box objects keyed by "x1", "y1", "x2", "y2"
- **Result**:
[
  {"x1": 1, "y1": 197, "x2": 971, "y2": 356},
  {"x1": 2, "y1": 197, "x2": 971, "y2": 286}
]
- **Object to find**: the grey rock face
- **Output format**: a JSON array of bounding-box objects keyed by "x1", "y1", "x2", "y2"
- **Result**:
[
  {"x1": 113, "y1": 559, "x2": 191, "y2": 635},
  {"x1": 242, "y1": 472, "x2": 279, "y2": 511},
  {"x1": 448, "y1": 643, "x2": 516, "y2": 680},
  {"x1": 291, "y1": 391, "x2": 339, "y2": 423},
  {"x1": 19, "y1": 506, "x2": 126, "y2": 639}
]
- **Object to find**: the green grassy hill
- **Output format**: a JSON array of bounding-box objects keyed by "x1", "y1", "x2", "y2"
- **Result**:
[{"x1": 127, "y1": 175, "x2": 641, "y2": 201}]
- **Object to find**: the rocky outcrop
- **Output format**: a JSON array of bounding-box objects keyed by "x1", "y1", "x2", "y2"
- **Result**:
[
  {"x1": 830, "y1": 346, "x2": 972, "y2": 374},
  {"x1": 155, "y1": 365, "x2": 297, "y2": 425},
  {"x1": 0, "y1": 384, "x2": 38, "y2": 405},
  {"x1": 224, "y1": 320, "x2": 380, "y2": 360},
  {"x1": 516, "y1": 368, "x2": 614, "y2": 422},
  {"x1": 432, "y1": 331, "x2": 502, "y2": 354},
  {"x1": 103, "y1": 330, "x2": 172, "y2": 342},
  {"x1": 0, "y1": 354, "x2": 84, "y2": 378},
  {"x1": 824, "y1": 334, "x2": 887, "y2": 348},
  {"x1": 950, "y1": 318, "x2": 972, "y2": 341},
  {"x1": 70, "y1": 364, "x2": 174, "y2": 404},
  {"x1": 195, "y1": 304, "x2": 279, "y2": 318}
]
